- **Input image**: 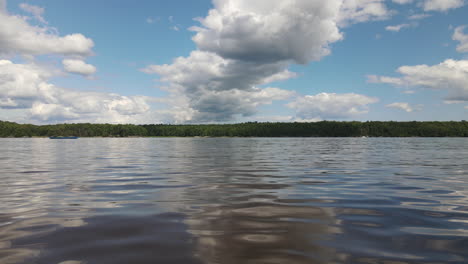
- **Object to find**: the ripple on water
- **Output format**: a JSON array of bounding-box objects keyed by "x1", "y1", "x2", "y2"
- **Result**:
[{"x1": 0, "y1": 138, "x2": 467, "y2": 263}]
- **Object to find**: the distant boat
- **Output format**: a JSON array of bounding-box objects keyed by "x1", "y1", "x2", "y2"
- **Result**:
[{"x1": 49, "y1": 136, "x2": 79, "y2": 139}]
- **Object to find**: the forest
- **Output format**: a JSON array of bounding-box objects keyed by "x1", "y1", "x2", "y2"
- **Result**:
[{"x1": 1, "y1": 120, "x2": 467, "y2": 137}]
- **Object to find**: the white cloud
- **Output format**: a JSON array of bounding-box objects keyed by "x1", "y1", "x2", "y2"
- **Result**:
[
  {"x1": 189, "y1": 87, "x2": 294, "y2": 122},
  {"x1": 386, "y1": 23, "x2": 411, "y2": 32},
  {"x1": 402, "y1": 90, "x2": 416, "y2": 94},
  {"x1": 0, "y1": 7, "x2": 94, "y2": 57},
  {"x1": 146, "y1": 17, "x2": 159, "y2": 24},
  {"x1": 190, "y1": 0, "x2": 347, "y2": 65},
  {"x1": 287, "y1": 93, "x2": 379, "y2": 120},
  {"x1": 260, "y1": 70, "x2": 297, "y2": 84},
  {"x1": 62, "y1": 59, "x2": 96, "y2": 76},
  {"x1": 143, "y1": 88, "x2": 294, "y2": 124},
  {"x1": 0, "y1": 60, "x2": 150, "y2": 123},
  {"x1": 408, "y1": 13, "x2": 431, "y2": 20},
  {"x1": 0, "y1": 1, "x2": 156, "y2": 124},
  {"x1": 386, "y1": 102, "x2": 421, "y2": 112},
  {"x1": 393, "y1": 0, "x2": 414, "y2": 4},
  {"x1": 190, "y1": 0, "x2": 392, "y2": 63},
  {"x1": 338, "y1": 0, "x2": 392, "y2": 26},
  {"x1": 19, "y1": 3, "x2": 46, "y2": 24},
  {"x1": 142, "y1": 0, "x2": 392, "y2": 123},
  {"x1": 143, "y1": 51, "x2": 292, "y2": 93},
  {"x1": 142, "y1": 51, "x2": 294, "y2": 122},
  {"x1": 171, "y1": 26, "x2": 179, "y2": 31},
  {"x1": 444, "y1": 100, "x2": 465, "y2": 104},
  {"x1": 422, "y1": 0, "x2": 465, "y2": 12},
  {"x1": 190, "y1": 0, "x2": 391, "y2": 64},
  {"x1": 390, "y1": 0, "x2": 465, "y2": 12},
  {"x1": 253, "y1": 115, "x2": 295, "y2": 122},
  {"x1": 0, "y1": 60, "x2": 52, "y2": 106},
  {"x1": 367, "y1": 75, "x2": 404, "y2": 85},
  {"x1": 369, "y1": 59, "x2": 468, "y2": 101},
  {"x1": 30, "y1": 102, "x2": 79, "y2": 121},
  {"x1": 453, "y1": 26, "x2": 468, "y2": 53}
]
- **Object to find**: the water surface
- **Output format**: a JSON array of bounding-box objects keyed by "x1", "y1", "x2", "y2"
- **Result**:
[{"x1": 1, "y1": 138, "x2": 467, "y2": 264}]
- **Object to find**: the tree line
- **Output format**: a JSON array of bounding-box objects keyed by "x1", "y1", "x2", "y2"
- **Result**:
[{"x1": 1, "y1": 120, "x2": 467, "y2": 137}]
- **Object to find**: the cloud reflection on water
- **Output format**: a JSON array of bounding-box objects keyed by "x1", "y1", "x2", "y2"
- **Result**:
[{"x1": 0, "y1": 138, "x2": 467, "y2": 263}]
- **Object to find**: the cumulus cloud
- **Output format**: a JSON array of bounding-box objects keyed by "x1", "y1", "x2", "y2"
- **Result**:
[
  {"x1": 143, "y1": 51, "x2": 292, "y2": 93},
  {"x1": 62, "y1": 59, "x2": 96, "y2": 76},
  {"x1": 142, "y1": 51, "x2": 294, "y2": 122},
  {"x1": 30, "y1": 102, "x2": 79, "y2": 121},
  {"x1": 19, "y1": 3, "x2": 46, "y2": 24},
  {"x1": 386, "y1": 102, "x2": 422, "y2": 112},
  {"x1": 369, "y1": 59, "x2": 468, "y2": 101},
  {"x1": 0, "y1": 60, "x2": 150, "y2": 122},
  {"x1": 143, "y1": 0, "x2": 392, "y2": 123},
  {"x1": 422, "y1": 0, "x2": 465, "y2": 12},
  {"x1": 453, "y1": 26, "x2": 468, "y2": 53},
  {"x1": 386, "y1": 23, "x2": 411, "y2": 32},
  {"x1": 190, "y1": 0, "x2": 391, "y2": 64},
  {"x1": 0, "y1": 60, "x2": 52, "y2": 106},
  {"x1": 0, "y1": 5, "x2": 94, "y2": 57},
  {"x1": 189, "y1": 87, "x2": 294, "y2": 122},
  {"x1": 190, "y1": 0, "x2": 344, "y2": 64},
  {"x1": 0, "y1": 1, "x2": 155, "y2": 123},
  {"x1": 287, "y1": 93, "x2": 379, "y2": 120}
]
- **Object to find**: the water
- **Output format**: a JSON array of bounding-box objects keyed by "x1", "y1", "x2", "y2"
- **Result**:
[{"x1": 1, "y1": 138, "x2": 467, "y2": 264}]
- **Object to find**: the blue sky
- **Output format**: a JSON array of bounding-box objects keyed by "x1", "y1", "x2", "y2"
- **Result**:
[{"x1": 0, "y1": 0, "x2": 467, "y2": 124}]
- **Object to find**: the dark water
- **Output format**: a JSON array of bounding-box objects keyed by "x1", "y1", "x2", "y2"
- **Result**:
[{"x1": 1, "y1": 138, "x2": 468, "y2": 264}]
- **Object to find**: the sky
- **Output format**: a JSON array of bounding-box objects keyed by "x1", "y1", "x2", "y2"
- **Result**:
[{"x1": 0, "y1": 0, "x2": 467, "y2": 124}]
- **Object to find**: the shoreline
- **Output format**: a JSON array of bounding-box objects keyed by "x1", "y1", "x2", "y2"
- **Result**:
[
  {"x1": 2, "y1": 120, "x2": 467, "y2": 138},
  {"x1": 1, "y1": 136, "x2": 467, "y2": 138}
]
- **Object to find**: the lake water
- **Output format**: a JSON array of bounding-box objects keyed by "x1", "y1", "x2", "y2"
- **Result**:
[{"x1": 0, "y1": 138, "x2": 467, "y2": 264}]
